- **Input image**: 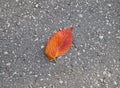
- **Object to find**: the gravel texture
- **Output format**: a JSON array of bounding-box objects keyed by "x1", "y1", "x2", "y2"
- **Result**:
[{"x1": 0, "y1": 0, "x2": 120, "y2": 88}]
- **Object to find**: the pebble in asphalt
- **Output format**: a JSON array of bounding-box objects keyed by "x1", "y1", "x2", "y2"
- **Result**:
[{"x1": 0, "y1": 0, "x2": 120, "y2": 88}]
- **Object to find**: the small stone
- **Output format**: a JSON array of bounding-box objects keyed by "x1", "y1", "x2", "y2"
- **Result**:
[
  {"x1": 78, "y1": 14, "x2": 83, "y2": 18},
  {"x1": 12, "y1": 51, "x2": 15, "y2": 54},
  {"x1": 43, "y1": 86, "x2": 46, "y2": 88},
  {"x1": 96, "y1": 0, "x2": 99, "y2": 3},
  {"x1": 2, "y1": 60, "x2": 4, "y2": 63},
  {"x1": 83, "y1": 49, "x2": 85, "y2": 52},
  {"x1": 97, "y1": 74, "x2": 100, "y2": 77},
  {"x1": 0, "y1": 28, "x2": 3, "y2": 31},
  {"x1": 6, "y1": 62, "x2": 11, "y2": 66},
  {"x1": 107, "y1": 4, "x2": 112, "y2": 7},
  {"x1": 74, "y1": 61, "x2": 77, "y2": 64},
  {"x1": 35, "y1": 75, "x2": 38, "y2": 77},
  {"x1": 7, "y1": 22, "x2": 10, "y2": 27},
  {"x1": 16, "y1": 0, "x2": 19, "y2": 2},
  {"x1": 2, "y1": 72, "x2": 5, "y2": 75},
  {"x1": 99, "y1": 35, "x2": 103, "y2": 39},
  {"x1": 32, "y1": 15, "x2": 36, "y2": 19},
  {"x1": 13, "y1": 72, "x2": 17, "y2": 75},
  {"x1": 34, "y1": 38, "x2": 38, "y2": 41},
  {"x1": 100, "y1": 78, "x2": 104, "y2": 82},
  {"x1": 40, "y1": 78, "x2": 43, "y2": 81},
  {"x1": 108, "y1": 31, "x2": 111, "y2": 34},
  {"x1": 48, "y1": 74, "x2": 51, "y2": 77},
  {"x1": 77, "y1": 52, "x2": 80, "y2": 55},
  {"x1": 108, "y1": 72, "x2": 111, "y2": 77},
  {"x1": 24, "y1": 67, "x2": 27, "y2": 70},
  {"x1": 103, "y1": 71, "x2": 107, "y2": 75},
  {"x1": 35, "y1": 4, "x2": 39, "y2": 8},
  {"x1": 59, "y1": 79, "x2": 63, "y2": 84},
  {"x1": 29, "y1": 71, "x2": 32, "y2": 74},
  {"x1": 23, "y1": 72, "x2": 26, "y2": 76},
  {"x1": 41, "y1": 45, "x2": 44, "y2": 49},
  {"x1": 75, "y1": 48, "x2": 77, "y2": 51},
  {"x1": 44, "y1": 28, "x2": 47, "y2": 31},
  {"x1": 82, "y1": 86, "x2": 85, "y2": 88},
  {"x1": 116, "y1": 36, "x2": 120, "y2": 39},
  {"x1": 90, "y1": 85, "x2": 93, "y2": 88},
  {"x1": 4, "y1": 51, "x2": 8, "y2": 55},
  {"x1": 114, "y1": 81, "x2": 117, "y2": 85},
  {"x1": 53, "y1": 30, "x2": 57, "y2": 33},
  {"x1": 46, "y1": 78, "x2": 49, "y2": 80},
  {"x1": 65, "y1": 56, "x2": 68, "y2": 59}
]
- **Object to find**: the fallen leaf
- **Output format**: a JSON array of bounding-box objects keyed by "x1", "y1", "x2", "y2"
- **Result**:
[{"x1": 45, "y1": 27, "x2": 73, "y2": 62}]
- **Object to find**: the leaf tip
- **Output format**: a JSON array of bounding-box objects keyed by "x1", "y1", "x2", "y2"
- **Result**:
[{"x1": 69, "y1": 27, "x2": 73, "y2": 30}]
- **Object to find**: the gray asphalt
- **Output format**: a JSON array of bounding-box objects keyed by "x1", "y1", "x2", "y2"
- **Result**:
[{"x1": 0, "y1": 0, "x2": 120, "y2": 88}]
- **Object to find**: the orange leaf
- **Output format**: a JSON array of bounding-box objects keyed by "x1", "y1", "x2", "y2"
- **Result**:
[{"x1": 45, "y1": 27, "x2": 73, "y2": 62}]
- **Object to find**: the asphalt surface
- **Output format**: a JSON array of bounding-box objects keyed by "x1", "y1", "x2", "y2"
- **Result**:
[{"x1": 0, "y1": 0, "x2": 120, "y2": 88}]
